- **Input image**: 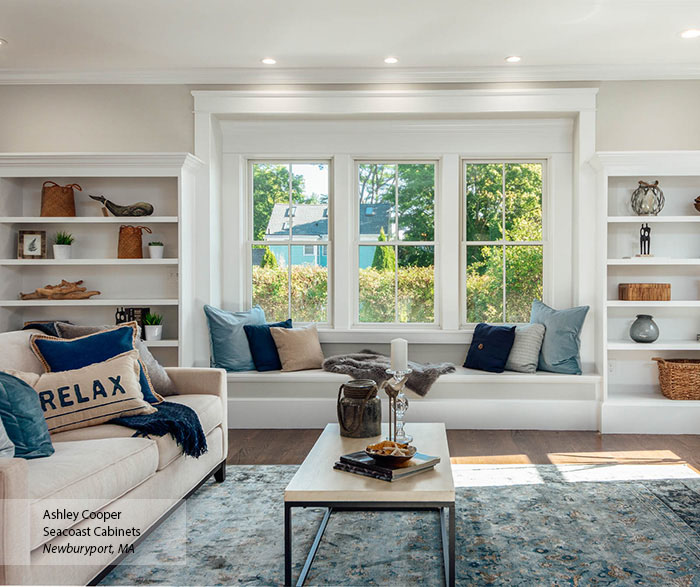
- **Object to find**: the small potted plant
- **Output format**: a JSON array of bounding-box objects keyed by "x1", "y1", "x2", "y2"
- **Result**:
[
  {"x1": 53, "y1": 231, "x2": 74, "y2": 260},
  {"x1": 148, "y1": 241, "x2": 165, "y2": 259},
  {"x1": 143, "y1": 313, "x2": 164, "y2": 341}
]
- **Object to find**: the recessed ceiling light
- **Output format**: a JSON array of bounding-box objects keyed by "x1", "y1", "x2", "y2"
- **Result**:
[
  {"x1": 0, "y1": 39, "x2": 7, "y2": 46},
  {"x1": 261, "y1": 57, "x2": 277, "y2": 65},
  {"x1": 384, "y1": 56, "x2": 399, "y2": 64},
  {"x1": 505, "y1": 55, "x2": 521, "y2": 63},
  {"x1": 681, "y1": 29, "x2": 700, "y2": 39}
]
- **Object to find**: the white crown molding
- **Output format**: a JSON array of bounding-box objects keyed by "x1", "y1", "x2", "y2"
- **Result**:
[
  {"x1": 0, "y1": 152, "x2": 204, "y2": 169},
  {"x1": 1, "y1": 63, "x2": 700, "y2": 85},
  {"x1": 591, "y1": 150, "x2": 700, "y2": 175}
]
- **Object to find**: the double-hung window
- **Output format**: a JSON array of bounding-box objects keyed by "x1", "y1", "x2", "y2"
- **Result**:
[
  {"x1": 356, "y1": 161, "x2": 437, "y2": 324},
  {"x1": 463, "y1": 161, "x2": 544, "y2": 324},
  {"x1": 249, "y1": 161, "x2": 331, "y2": 323}
]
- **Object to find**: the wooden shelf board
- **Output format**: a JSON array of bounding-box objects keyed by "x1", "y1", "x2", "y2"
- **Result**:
[
  {"x1": 608, "y1": 340, "x2": 700, "y2": 351},
  {"x1": 607, "y1": 384, "x2": 700, "y2": 405},
  {"x1": 0, "y1": 216, "x2": 178, "y2": 224},
  {"x1": 143, "y1": 339, "x2": 178, "y2": 348},
  {"x1": 0, "y1": 299, "x2": 179, "y2": 307},
  {"x1": 607, "y1": 258, "x2": 700, "y2": 266},
  {"x1": 0, "y1": 258, "x2": 178, "y2": 266},
  {"x1": 608, "y1": 216, "x2": 700, "y2": 223},
  {"x1": 607, "y1": 300, "x2": 700, "y2": 307}
]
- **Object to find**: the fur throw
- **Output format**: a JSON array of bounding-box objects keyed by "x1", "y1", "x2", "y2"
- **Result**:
[{"x1": 322, "y1": 350, "x2": 455, "y2": 397}]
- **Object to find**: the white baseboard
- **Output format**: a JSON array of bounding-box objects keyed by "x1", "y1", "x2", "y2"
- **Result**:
[{"x1": 602, "y1": 403, "x2": 700, "y2": 434}]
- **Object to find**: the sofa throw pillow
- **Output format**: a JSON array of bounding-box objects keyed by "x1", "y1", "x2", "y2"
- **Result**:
[
  {"x1": 505, "y1": 323, "x2": 546, "y2": 373},
  {"x1": 0, "y1": 418, "x2": 14, "y2": 458},
  {"x1": 8, "y1": 351, "x2": 156, "y2": 434},
  {"x1": 0, "y1": 372, "x2": 54, "y2": 459},
  {"x1": 464, "y1": 323, "x2": 517, "y2": 373},
  {"x1": 55, "y1": 322, "x2": 177, "y2": 397},
  {"x1": 530, "y1": 300, "x2": 589, "y2": 375},
  {"x1": 30, "y1": 323, "x2": 162, "y2": 404},
  {"x1": 270, "y1": 324, "x2": 324, "y2": 372},
  {"x1": 204, "y1": 304, "x2": 266, "y2": 371},
  {"x1": 244, "y1": 319, "x2": 293, "y2": 371}
]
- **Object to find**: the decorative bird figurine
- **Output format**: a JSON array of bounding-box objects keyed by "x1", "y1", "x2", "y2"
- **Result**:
[{"x1": 89, "y1": 194, "x2": 154, "y2": 217}]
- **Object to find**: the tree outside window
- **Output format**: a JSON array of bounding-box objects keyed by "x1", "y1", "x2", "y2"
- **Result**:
[{"x1": 464, "y1": 162, "x2": 544, "y2": 324}]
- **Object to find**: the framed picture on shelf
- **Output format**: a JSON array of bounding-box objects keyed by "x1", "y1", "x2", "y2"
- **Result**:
[{"x1": 17, "y1": 230, "x2": 47, "y2": 259}]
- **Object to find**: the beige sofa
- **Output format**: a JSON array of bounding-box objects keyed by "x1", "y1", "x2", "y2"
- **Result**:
[{"x1": 0, "y1": 329, "x2": 228, "y2": 586}]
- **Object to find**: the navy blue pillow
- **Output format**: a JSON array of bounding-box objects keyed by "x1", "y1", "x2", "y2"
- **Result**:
[
  {"x1": 464, "y1": 323, "x2": 517, "y2": 373},
  {"x1": 31, "y1": 324, "x2": 161, "y2": 404},
  {"x1": 0, "y1": 372, "x2": 54, "y2": 459},
  {"x1": 244, "y1": 319, "x2": 293, "y2": 371}
]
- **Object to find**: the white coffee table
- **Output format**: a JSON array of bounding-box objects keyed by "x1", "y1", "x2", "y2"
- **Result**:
[{"x1": 284, "y1": 422, "x2": 455, "y2": 586}]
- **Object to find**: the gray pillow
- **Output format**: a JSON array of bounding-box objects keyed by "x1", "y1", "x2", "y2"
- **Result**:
[
  {"x1": 54, "y1": 323, "x2": 177, "y2": 397},
  {"x1": 505, "y1": 323, "x2": 546, "y2": 373},
  {"x1": 0, "y1": 417, "x2": 15, "y2": 458}
]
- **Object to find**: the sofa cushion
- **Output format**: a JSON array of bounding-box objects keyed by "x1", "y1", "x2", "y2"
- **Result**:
[
  {"x1": 51, "y1": 394, "x2": 222, "y2": 471},
  {"x1": 0, "y1": 329, "x2": 45, "y2": 374},
  {"x1": 204, "y1": 304, "x2": 266, "y2": 371},
  {"x1": 27, "y1": 436, "x2": 158, "y2": 550}
]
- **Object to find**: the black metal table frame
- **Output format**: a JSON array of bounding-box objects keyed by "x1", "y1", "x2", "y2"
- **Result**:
[{"x1": 284, "y1": 500, "x2": 456, "y2": 587}]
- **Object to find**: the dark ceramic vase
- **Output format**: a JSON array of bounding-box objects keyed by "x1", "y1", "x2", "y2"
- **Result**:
[{"x1": 630, "y1": 314, "x2": 659, "y2": 343}]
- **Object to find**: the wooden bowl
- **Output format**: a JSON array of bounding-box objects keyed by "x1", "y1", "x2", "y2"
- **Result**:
[{"x1": 365, "y1": 440, "x2": 417, "y2": 465}]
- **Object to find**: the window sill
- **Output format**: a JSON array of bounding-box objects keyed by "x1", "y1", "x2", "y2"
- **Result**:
[{"x1": 318, "y1": 329, "x2": 474, "y2": 345}]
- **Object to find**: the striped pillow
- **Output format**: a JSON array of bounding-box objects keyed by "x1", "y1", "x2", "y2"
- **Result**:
[
  {"x1": 6, "y1": 350, "x2": 155, "y2": 434},
  {"x1": 505, "y1": 323, "x2": 546, "y2": 373}
]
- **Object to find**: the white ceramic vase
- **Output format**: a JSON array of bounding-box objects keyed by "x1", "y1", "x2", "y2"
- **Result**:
[
  {"x1": 53, "y1": 244, "x2": 72, "y2": 260},
  {"x1": 144, "y1": 325, "x2": 163, "y2": 341},
  {"x1": 148, "y1": 245, "x2": 165, "y2": 259}
]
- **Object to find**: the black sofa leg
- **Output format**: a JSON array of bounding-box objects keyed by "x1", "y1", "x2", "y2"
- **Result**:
[{"x1": 214, "y1": 461, "x2": 227, "y2": 482}]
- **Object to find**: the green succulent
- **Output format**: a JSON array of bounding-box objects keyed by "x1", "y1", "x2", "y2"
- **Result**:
[
  {"x1": 55, "y1": 231, "x2": 74, "y2": 245},
  {"x1": 143, "y1": 313, "x2": 164, "y2": 326}
]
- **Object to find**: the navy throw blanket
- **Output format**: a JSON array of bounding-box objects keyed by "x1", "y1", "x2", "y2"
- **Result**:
[{"x1": 112, "y1": 401, "x2": 208, "y2": 458}]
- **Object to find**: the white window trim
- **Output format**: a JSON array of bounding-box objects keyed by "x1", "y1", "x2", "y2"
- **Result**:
[
  {"x1": 246, "y1": 158, "x2": 334, "y2": 326},
  {"x1": 353, "y1": 158, "x2": 440, "y2": 328},
  {"x1": 196, "y1": 88, "x2": 597, "y2": 348},
  {"x1": 461, "y1": 158, "x2": 550, "y2": 326}
]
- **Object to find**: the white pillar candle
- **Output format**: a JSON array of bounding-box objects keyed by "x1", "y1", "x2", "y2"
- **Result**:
[{"x1": 391, "y1": 338, "x2": 408, "y2": 371}]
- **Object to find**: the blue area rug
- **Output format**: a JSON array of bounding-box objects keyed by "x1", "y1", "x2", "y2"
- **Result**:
[{"x1": 101, "y1": 464, "x2": 700, "y2": 585}]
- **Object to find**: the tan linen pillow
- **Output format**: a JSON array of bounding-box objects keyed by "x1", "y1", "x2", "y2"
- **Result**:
[
  {"x1": 270, "y1": 325, "x2": 324, "y2": 372},
  {"x1": 5, "y1": 350, "x2": 155, "y2": 434}
]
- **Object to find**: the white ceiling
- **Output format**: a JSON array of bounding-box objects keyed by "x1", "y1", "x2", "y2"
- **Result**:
[{"x1": 0, "y1": 0, "x2": 699, "y2": 83}]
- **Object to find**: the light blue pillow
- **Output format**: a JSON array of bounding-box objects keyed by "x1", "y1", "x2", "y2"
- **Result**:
[
  {"x1": 0, "y1": 372, "x2": 54, "y2": 459},
  {"x1": 530, "y1": 300, "x2": 589, "y2": 375},
  {"x1": 0, "y1": 418, "x2": 15, "y2": 458},
  {"x1": 204, "y1": 305, "x2": 266, "y2": 371}
]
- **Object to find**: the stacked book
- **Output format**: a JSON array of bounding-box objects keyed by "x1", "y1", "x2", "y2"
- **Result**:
[{"x1": 334, "y1": 451, "x2": 440, "y2": 482}]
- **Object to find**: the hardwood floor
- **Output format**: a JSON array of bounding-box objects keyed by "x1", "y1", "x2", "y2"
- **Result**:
[{"x1": 227, "y1": 429, "x2": 700, "y2": 471}]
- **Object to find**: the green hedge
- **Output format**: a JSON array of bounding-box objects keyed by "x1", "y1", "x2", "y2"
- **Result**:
[{"x1": 253, "y1": 265, "x2": 434, "y2": 323}]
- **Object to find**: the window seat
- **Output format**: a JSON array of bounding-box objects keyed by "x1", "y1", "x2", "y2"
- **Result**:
[{"x1": 226, "y1": 367, "x2": 601, "y2": 431}]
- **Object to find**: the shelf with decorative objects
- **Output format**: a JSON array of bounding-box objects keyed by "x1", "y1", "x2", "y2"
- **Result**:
[
  {"x1": 0, "y1": 153, "x2": 204, "y2": 367},
  {"x1": 594, "y1": 151, "x2": 700, "y2": 433}
]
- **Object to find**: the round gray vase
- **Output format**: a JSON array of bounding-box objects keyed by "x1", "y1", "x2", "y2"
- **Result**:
[{"x1": 629, "y1": 314, "x2": 659, "y2": 343}]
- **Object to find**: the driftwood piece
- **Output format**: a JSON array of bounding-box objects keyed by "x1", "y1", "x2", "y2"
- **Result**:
[{"x1": 20, "y1": 279, "x2": 101, "y2": 301}]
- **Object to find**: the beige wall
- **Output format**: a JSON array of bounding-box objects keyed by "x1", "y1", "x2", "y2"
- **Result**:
[{"x1": 1, "y1": 81, "x2": 700, "y2": 152}]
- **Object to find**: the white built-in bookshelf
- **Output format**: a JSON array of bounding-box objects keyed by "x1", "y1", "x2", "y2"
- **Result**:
[
  {"x1": 594, "y1": 152, "x2": 700, "y2": 433},
  {"x1": 0, "y1": 154, "x2": 204, "y2": 367}
]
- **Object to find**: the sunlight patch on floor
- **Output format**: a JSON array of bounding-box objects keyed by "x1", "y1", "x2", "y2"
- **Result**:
[
  {"x1": 547, "y1": 449, "x2": 684, "y2": 466},
  {"x1": 451, "y1": 454, "x2": 532, "y2": 465},
  {"x1": 451, "y1": 464, "x2": 543, "y2": 488},
  {"x1": 555, "y1": 463, "x2": 700, "y2": 483}
]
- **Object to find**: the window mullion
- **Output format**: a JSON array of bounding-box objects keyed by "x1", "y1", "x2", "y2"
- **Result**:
[
  {"x1": 394, "y1": 165, "x2": 399, "y2": 323},
  {"x1": 501, "y1": 164, "x2": 507, "y2": 322}
]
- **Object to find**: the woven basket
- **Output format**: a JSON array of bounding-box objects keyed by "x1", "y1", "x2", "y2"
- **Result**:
[
  {"x1": 652, "y1": 357, "x2": 700, "y2": 400},
  {"x1": 40, "y1": 181, "x2": 81, "y2": 217},
  {"x1": 619, "y1": 283, "x2": 671, "y2": 301},
  {"x1": 118, "y1": 225, "x2": 151, "y2": 259}
]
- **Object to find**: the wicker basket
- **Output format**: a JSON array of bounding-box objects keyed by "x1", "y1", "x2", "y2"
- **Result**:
[
  {"x1": 619, "y1": 283, "x2": 671, "y2": 301},
  {"x1": 40, "y1": 181, "x2": 81, "y2": 217},
  {"x1": 118, "y1": 225, "x2": 151, "y2": 259},
  {"x1": 652, "y1": 357, "x2": 700, "y2": 400}
]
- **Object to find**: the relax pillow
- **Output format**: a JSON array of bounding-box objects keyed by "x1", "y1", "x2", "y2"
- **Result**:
[
  {"x1": 0, "y1": 372, "x2": 54, "y2": 459},
  {"x1": 530, "y1": 300, "x2": 589, "y2": 375},
  {"x1": 55, "y1": 322, "x2": 177, "y2": 397},
  {"x1": 464, "y1": 323, "x2": 516, "y2": 373},
  {"x1": 270, "y1": 324, "x2": 324, "y2": 372},
  {"x1": 0, "y1": 418, "x2": 14, "y2": 458},
  {"x1": 505, "y1": 323, "x2": 546, "y2": 374},
  {"x1": 8, "y1": 351, "x2": 155, "y2": 434},
  {"x1": 244, "y1": 319, "x2": 293, "y2": 371},
  {"x1": 30, "y1": 323, "x2": 162, "y2": 404},
  {"x1": 204, "y1": 304, "x2": 266, "y2": 371}
]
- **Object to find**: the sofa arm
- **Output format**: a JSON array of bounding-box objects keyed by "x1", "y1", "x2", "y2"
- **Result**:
[
  {"x1": 0, "y1": 458, "x2": 30, "y2": 584},
  {"x1": 165, "y1": 368, "x2": 228, "y2": 460}
]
